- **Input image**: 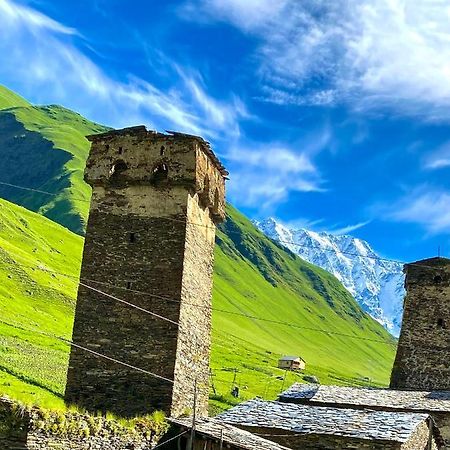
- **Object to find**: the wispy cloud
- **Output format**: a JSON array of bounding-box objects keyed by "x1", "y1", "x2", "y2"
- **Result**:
[
  {"x1": 383, "y1": 186, "x2": 450, "y2": 235},
  {"x1": 0, "y1": 0, "x2": 245, "y2": 138},
  {"x1": 329, "y1": 221, "x2": 371, "y2": 236},
  {"x1": 184, "y1": 0, "x2": 450, "y2": 119},
  {"x1": 424, "y1": 141, "x2": 450, "y2": 170},
  {"x1": 225, "y1": 142, "x2": 326, "y2": 209},
  {"x1": 0, "y1": 0, "x2": 77, "y2": 35}
]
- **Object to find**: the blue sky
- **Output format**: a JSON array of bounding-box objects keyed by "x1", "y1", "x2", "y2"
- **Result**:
[{"x1": 1, "y1": 0, "x2": 450, "y2": 262}]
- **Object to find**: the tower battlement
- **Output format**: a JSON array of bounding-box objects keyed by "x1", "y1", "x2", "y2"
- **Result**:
[
  {"x1": 65, "y1": 126, "x2": 227, "y2": 418},
  {"x1": 390, "y1": 257, "x2": 450, "y2": 391},
  {"x1": 85, "y1": 126, "x2": 227, "y2": 222}
]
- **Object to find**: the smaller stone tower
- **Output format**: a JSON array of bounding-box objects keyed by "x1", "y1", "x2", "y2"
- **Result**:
[
  {"x1": 65, "y1": 126, "x2": 227, "y2": 418},
  {"x1": 390, "y1": 257, "x2": 450, "y2": 391}
]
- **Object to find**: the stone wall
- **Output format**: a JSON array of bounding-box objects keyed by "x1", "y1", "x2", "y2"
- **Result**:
[
  {"x1": 432, "y1": 414, "x2": 450, "y2": 449},
  {"x1": 65, "y1": 127, "x2": 226, "y2": 418},
  {"x1": 231, "y1": 425, "x2": 437, "y2": 449},
  {"x1": 391, "y1": 257, "x2": 450, "y2": 391},
  {"x1": 0, "y1": 397, "x2": 167, "y2": 449},
  {"x1": 401, "y1": 420, "x2": 437, "y2": 450},
  {"x1": 234, "y1": 426, "x2": 403, "y2": 449}
]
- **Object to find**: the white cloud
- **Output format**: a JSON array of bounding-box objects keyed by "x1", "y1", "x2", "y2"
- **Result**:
[
  {"x1": 0, "y1": 0, "x2": 76, "y2": 35},
  {"x1": 186, "y1": 0, "x2": 450, "y2": 118},
  {"x1": 385, "y1": 186, "x2": 450, "y2": 234},
  {"x1": 180, "y1": 0, "x2": 288, "y2": 32},
  {"x1": 225, "y1": 143, "x2": 326, "y2": 209},
  {"x1": 0, "y1": 0, "x2": 245, "y2": 138},
  {"x1": 424, "y1": 141, "x2": 450, "y2": 170},
  {"x1": 329, "y1": 221, "x2": 371, "y2": 236}
]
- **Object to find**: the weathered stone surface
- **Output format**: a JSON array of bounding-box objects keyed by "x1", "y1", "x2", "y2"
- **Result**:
[
  {"x1": 279, "y1": 384, "x2": 449, "y2": 448},
  {"x1": 0, "y1": 397, "x2": 166, "y2": 449},
  {"x1": 217, "y1": 399, "x2": 437, "y2": 449},
  {"x1": 279, "y1": 383, "x2": 450, "y2": 412},
  {"x1": 391, "y1": 257, "x2": 450, "y2": 391},
  {"x1": 170, "y1": 417, "x2": 291, "y2": 449},
  {"x1": 65, "y1": 127, "x2": 226, "y2": 418}
]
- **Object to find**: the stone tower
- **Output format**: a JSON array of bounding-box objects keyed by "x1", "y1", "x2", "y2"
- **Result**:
[
  {"x1": 390, "y1": 257, "x2": 450, "y2": 390},
  {"x1": 65, "y1": 126, "x2": 227, "y2": 418}
]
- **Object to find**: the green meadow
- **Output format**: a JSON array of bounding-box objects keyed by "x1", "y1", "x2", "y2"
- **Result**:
[
  {"x1": 0, "y1": 84, "x2": 396, "y2": 414},
  {"x1": 0, "y1": 199, "x2": 396, "y2": 414}
]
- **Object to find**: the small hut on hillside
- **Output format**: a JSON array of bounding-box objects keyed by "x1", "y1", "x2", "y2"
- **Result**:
[{"x1": 278, "y1": 356, "x2": 306, "y2": 371}]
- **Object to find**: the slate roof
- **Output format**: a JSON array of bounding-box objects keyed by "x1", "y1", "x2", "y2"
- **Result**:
[
  {"x1": 279, "y1": 356, "x2": 302, "y2": 361},
  {"x1": 279, "y1": 383, "x2": 450, "y2": 412},
  {"x1": 217, "y1": 399, "x2": 430, "y2": 443},
  {"x1": 170, "y1": 417, "x2": 290, "y2": 450}
]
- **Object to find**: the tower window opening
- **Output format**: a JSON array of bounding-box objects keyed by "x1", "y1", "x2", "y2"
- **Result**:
[
  {"x1": 105, "y1": 144, "x2": 110, "y2": 150},
  {"x1": 151, "y1": 163, "x2": 168, "y2": 184},
  {"x1": 109, "y1": 160, "x2": 128, "y2": 178},
  {"x1": 118, "y1": 146, "x2": 123, "y2": 155},
  {"x1": 434, "y1": 275, "x2": 443, "y2": 284},
  {"x1": 160, "y1": 145, "x2": 165, "y2": 156},
  {"x1": 129, "y1": 232, "x2": 136, "y2": 243},
  {"x1": 214, "y1": 187, "x2": 220, "y2": 210},
  {"x1": 126, "y1": 281, "x2": 132, "y2": 290},
  {"x1": 437, "y1": 318, "x2": 445, "y2": 328}
]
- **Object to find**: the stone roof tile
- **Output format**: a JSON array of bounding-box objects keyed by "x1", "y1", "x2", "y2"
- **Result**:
[
  {"x1": 279, "y1": 383, "x2": 450, "y2": 412},
  {"x1": 170, "y1": 417, "x2": 291, "y2": 450},
  {"x1": 217, "y1": 399, "x2": 429, "y2": 443}
]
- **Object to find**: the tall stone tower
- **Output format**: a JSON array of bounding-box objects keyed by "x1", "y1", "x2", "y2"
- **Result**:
[
  {"x1": 65, "y1": 126, "x2": 227, "y2": 418},
  {"x1": 390, "y1": 257, "x2": 450, "y2": 391}
]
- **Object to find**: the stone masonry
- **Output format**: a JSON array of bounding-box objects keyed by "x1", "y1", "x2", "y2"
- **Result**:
[
  {"x1": 217, "y1": 399, "x2": 437, "y2": 449},
  {"x1": 391, "y1": 257, "x2": 450, "y2": 391},
  {"x1": 0, "y1": 396, "x2": 167, "y2": 449},
  {"x1": 65, "y1": 126, "x2": 227, "y2": 418}
]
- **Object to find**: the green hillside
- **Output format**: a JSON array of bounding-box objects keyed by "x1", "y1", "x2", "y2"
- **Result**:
[
  {"x1": 0, "y1": 85, "x2": 108, "y2": 234},
  {"x1": 0, "y1": 85, "x2": 396, "y2": 414},
  {"x1": 0, "y1": 197, "x2": 396, "y2": 413}
]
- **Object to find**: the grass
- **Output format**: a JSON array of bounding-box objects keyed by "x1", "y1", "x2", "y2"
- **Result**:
[
  {"x1": 0, "y1": 198, "x2": 396, "y2": 414},
  {"x1": 0, "y1": 198, "x2": 82, "y2": 409},
  {"x1": 0, "y1": 84, "x2": 397, "y2": 414},
  {"x1": 0, "y1": 85, "x2": 109, "y2": 234}
]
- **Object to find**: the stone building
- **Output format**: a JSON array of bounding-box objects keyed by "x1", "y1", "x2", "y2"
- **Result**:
[
  {"x1": 65, "y1": 126, "x2": 227, "y2": 418},
  {"x1": 0, "y1": 396, "x2": 167, "y2": 450},
  {"x1": 279, "y1": 383, "x2": 450, "y2": 448},
  {"x1": 217, "y1": 399, "x2": 437, "y2": 449},
  {"x1": 391, "y1": 257, "x2": 450, "y2": 391},
  {"x1": 170, "y1": 417, "x2": 291, "y2": 449},
  {"x1": 278, "y1": 356, "x2": 305, "y2": 371}
]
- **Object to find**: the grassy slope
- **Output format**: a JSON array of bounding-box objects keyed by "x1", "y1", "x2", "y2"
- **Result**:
[
  {"x1": 0, "y1": 198, "x2": 396, "y2": 413},
  {"x1": 210, "y1": 206, "x2": 395, "y2": 412},
  {"x1": 0, "y1": 198, "x2": 82, "y2": 408},
  {"x1": 0, "y1": 85, "x2": 108, "y2": 234}
]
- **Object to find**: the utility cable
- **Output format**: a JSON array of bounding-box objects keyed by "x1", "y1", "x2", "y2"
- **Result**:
[
  {"x1": 79, "y1": 281, "x2": 178, "y2": 326},
  {"x1": 0, "y1": 179, "x2": 443, "y2": 270},
  {"x1": 0, "y1": 318, "x2": 174, "y2": 384},
  {"x1": 0, "y1": 256, "x2": 396, "y2": 346}
]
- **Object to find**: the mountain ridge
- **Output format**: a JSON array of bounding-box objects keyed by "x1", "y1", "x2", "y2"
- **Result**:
[
  {"x1": 0, "y1": 85, "x2": 397, "y2": 412},
  {"x1": 255, "y1": 217, "x2": 405, "y2": 336},
  {"x1": 0, "y1": 85, "x2": 109, "y2": 234}
]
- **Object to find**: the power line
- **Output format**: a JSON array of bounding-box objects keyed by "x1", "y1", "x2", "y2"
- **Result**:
[
  {"x1": 0, "y1": 179, "x2": 441, "y2": 269},
  {"x1": 0, "y1": 318, "x2": 174, "y2": 384},
  {"x1": 152, "y1": 430, "x2": 189, "y2": 449},
  {"x1": 79, "y1": 281, "x2": 178, "y2": 326},
  {"x1": 1, "y1": 256, "x2": 395, "y2": 346}
]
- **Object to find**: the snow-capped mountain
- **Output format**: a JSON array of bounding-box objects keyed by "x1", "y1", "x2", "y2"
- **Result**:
[{"x1": 254, "y1": 218, "x2": 405, "y2": 336}]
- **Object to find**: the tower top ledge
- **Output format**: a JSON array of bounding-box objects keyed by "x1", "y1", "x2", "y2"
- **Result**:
[
  {"x1": 86, "y1": 126, "x2": 229, "y2": 178},
  {"x1": 405, "y1": 256, "x2": 450, "y2": 268}
]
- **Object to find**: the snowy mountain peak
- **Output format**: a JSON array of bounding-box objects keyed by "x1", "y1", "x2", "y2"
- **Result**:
[{"x1": 254, "y1": 218, "x2": 405, "y2": 336}]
